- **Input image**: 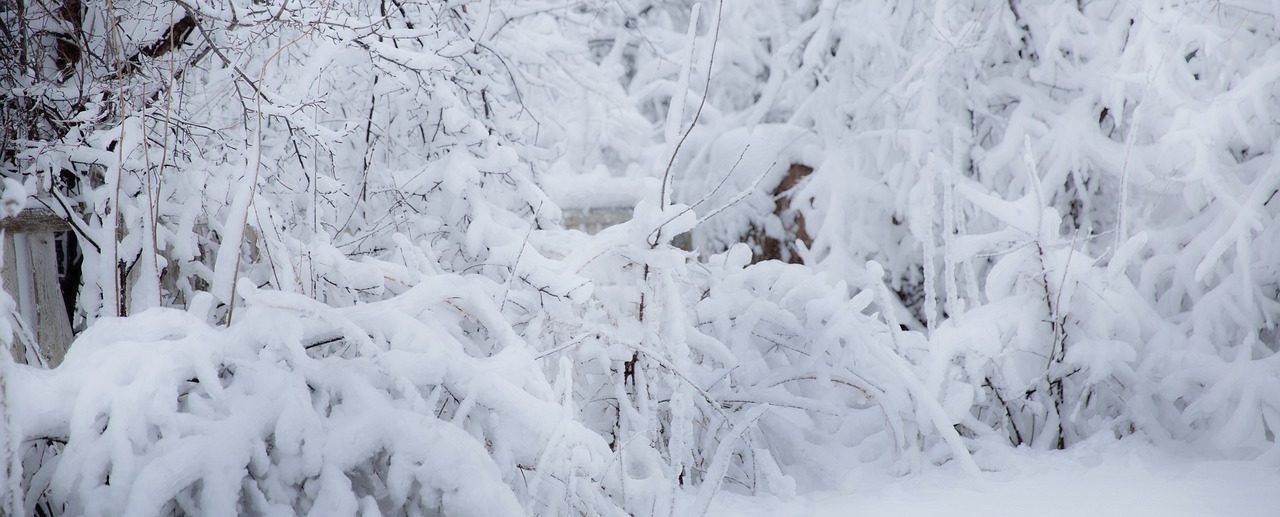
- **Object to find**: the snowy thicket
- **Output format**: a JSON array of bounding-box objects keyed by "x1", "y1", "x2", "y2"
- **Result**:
[
  {"x1": 1, "y1": 0, "x2": 1278, "y2": 515},
  {"x1": 641, "y1": 0, "x2": 1280, "y2": 453}
]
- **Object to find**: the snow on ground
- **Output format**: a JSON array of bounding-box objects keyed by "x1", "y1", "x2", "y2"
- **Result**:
[{"x1": 710, "y1": 441, "x2": 1280, "y2": 517}]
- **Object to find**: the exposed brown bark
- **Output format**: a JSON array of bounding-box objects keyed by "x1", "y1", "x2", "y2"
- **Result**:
[
  {"x1": 117, "y1": 13, "x2": 196, "y2": 76},
  {"x1": 753, "y1": 163, "x2": 814, "y2": 264},
  {"x1": 52, "y1": 0, "x2": 83, "y2": 78}
]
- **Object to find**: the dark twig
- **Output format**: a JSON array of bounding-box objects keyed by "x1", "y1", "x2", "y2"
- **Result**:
[{"x1": 658, "y1": 0, "x2": 724, "y2": 208}]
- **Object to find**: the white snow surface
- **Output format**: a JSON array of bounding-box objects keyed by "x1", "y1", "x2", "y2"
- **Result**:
[{"x1": 712, "y1": 441, "x2": 1280, "y2": 517}]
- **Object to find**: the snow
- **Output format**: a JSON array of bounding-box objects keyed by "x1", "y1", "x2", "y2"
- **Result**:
[
  {"x1": 711, "y1": 442, "x2": 1280, "y2": 517},
  {"x1": 0, "y1": 178, "x2": 27, "y2": 219},
  {"x1": 4, "y1": 0, "x2": 1280, "y2": 515},
  {"x1": 541, "y1": 172, "x2": 657, "y2": 210}
]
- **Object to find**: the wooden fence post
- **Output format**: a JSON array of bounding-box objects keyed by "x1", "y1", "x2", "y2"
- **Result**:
[{"x1": 2, "y1": 205, "x2": 74, "y2": 367}]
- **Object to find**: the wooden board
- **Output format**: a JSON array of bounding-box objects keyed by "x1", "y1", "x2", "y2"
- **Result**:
[
  {"x1": 0, "y1": 206, "x2": 69, "y2": 233},
  {"x1": 1, "y1": 205, "x2": 74, "y2": 366}
]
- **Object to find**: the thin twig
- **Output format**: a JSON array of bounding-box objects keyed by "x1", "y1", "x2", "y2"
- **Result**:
[
  {"x1": 500, "y1": 201, "x2": 542, "y2": 312},
  {"x1": 658, "y1": 0, "x2": 725, "y2": 208},
  {"x1": 647, "y1": 144, "x2": 750, "y2": 247}
]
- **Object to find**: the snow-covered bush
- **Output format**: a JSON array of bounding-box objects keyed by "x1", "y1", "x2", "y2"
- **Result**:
[
  {"x1": 4, "y1": 0, "x2": 1280, "y2": 515},
  {"x1": 2, "y1": 282, "x2": 613, "y2": 515},
  {"x1": 606, "y1": 0, "x2": 1279, "y2": 455}
]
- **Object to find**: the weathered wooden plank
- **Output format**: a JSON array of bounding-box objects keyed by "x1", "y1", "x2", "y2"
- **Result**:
[
  {"x1": 1, "y1": 204, "x2": 75, "y2": 366},
  {"x1": 29, "y1": 233, "x2": 73, "y2": 365},
  {"x1": 3, "y1": 234, "x2": 26, "y2": 364},
  {"x1": 3, "y1": 232, "x2": 74, "y2": 367},
  {"x1": 0, "y1": 206, "x2": 70, "y2": 233}
]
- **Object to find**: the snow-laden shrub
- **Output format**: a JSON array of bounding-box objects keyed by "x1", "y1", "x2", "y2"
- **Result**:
[
  {"x1": 510, "y1": 201, "x2": 977, "y2": 510},
  {"x1": 2, "y1": 192, "x2": 986, "y2": 514},
  {"x1": 606, "y1": 0, "x2": 1280, "y2": 457},
  {"x1": 5, "y1": 0, "x2": 1280, "y2": 515},
  {"x1": 2, "y1": 279, "x2": 619, "y2": 516},
  {"x1": 0, "y1": 225, "x2": 965, "y2": 515},
  {"x1": 9, "y1": 0, "x2": 574, "y2": 323}
]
